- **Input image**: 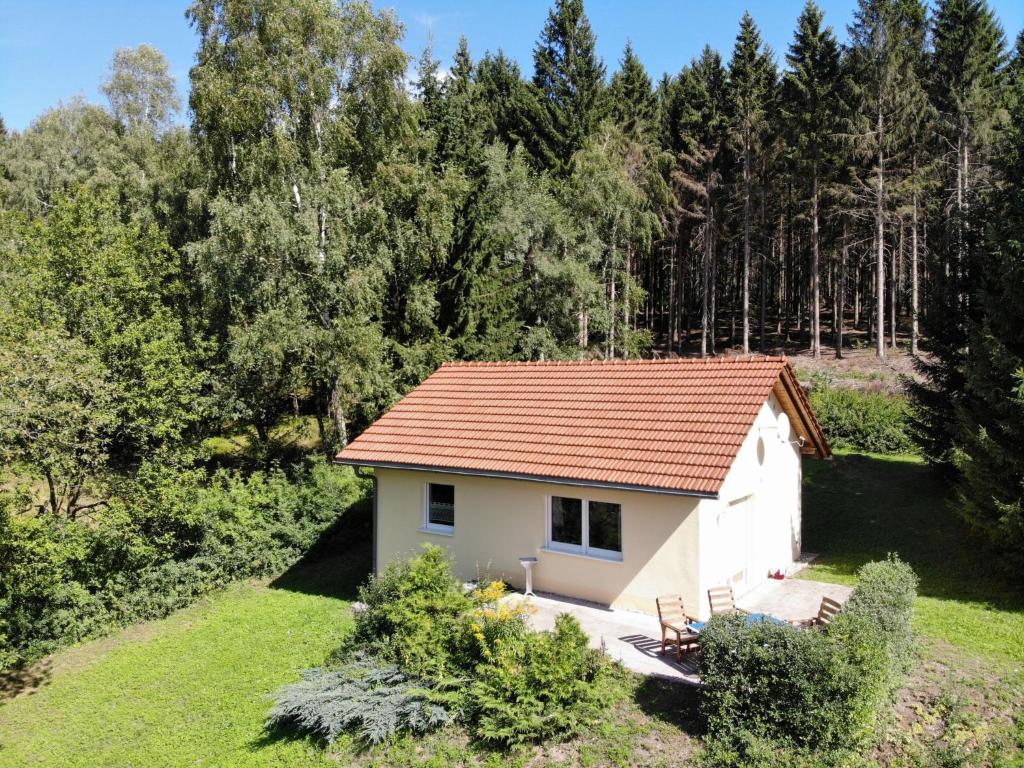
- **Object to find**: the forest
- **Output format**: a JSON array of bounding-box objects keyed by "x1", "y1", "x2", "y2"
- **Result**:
[{"x1": 1, "y1": 0, "x2": 1023, "y2": 670}]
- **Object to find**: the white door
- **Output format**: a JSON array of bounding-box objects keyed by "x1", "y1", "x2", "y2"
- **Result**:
[{"x1": 721, "y1": 496, "x2": 758, "y2": 596}]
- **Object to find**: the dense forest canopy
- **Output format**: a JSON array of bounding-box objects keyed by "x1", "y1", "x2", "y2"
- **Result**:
[{"x1": 1, "y1": 0, "x2": 1023, "y2": 616}]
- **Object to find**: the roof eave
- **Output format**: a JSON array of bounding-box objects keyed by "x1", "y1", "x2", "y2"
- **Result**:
[{"x1": 331, "y1": 457, "x2": 719, "y2": 499}]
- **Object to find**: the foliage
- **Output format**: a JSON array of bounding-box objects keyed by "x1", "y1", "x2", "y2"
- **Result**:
[
  {"x1": 699, "y1": 612, "x2": 889, "y2": 756},
  {"x1": 700, "y1": 557, "x2": 919, "y2": 758},
  {"x1": 843, "y1": 554, "x2": 918, "y2": 679},
  {"x1": 468, "y1": 612, "x2": 618, "y2": 747},
  {"x1": 808, "y1": 379, "x2": 916, "y2": 454},
  {"x1": 267, "y1": 655, "x2": 452, "y2": 746},
  {"x1": 0, "y1": 459, "x2": 366, "y2": 670},
  {"x1": 352, "y1": 545, "x2": 473, "y2": 680}
]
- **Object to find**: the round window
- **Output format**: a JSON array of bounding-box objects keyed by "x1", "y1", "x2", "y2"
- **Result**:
[
  {"x1": 757, "y1": 435, "x2": 766, "y2": 465},
  {"x1": 777, "y1": 412, "x2": 791, "y2": 443}
]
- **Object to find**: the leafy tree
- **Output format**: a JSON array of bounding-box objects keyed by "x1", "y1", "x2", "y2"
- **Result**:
[
  {"x1": 101, "y1": 45, "x2": 181, "y2": 132},
  {"x1": 0, "y1": 328, "x2": 115, "y2": 519}
]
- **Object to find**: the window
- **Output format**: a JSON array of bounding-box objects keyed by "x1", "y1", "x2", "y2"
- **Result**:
[
  {"x1": 425, "y1": 483, "x2": 455, "y2": 532},
  {"x1": 547, "y1": 495, "x2": 622, "y2": 560}
]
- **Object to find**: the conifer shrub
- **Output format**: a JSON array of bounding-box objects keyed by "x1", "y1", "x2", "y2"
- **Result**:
[
  {"x1": 468, "y1": 612, "x2": 618, "y2": 747},
  {"x1": 272, "y1": 545, "x2": 619, "y2": 749},
  {"x1": 267, "y1": 655, "x2": 453, "y2": 746}
]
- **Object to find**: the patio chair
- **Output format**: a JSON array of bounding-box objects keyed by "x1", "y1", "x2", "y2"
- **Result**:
[
  {"x1": 656, "y1": 594, "x2": 700, "y2": 661},
  {"x1": 796, "y1": 596, "x2": 843, "y2": 629},
  {"x1": 707, "y1": 585, "x2": 750, "y2": 617}
]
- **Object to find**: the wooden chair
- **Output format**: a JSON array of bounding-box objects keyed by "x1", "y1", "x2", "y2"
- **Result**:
[
  {"x1": 656, "y1": 594, "x2": 700, "y2": 661},
  {"x1": 796, "y1": 596, "x2": 843, "y2": 629},
  {"x1": 707, "y1": 585, "x2": 750, "y2": 617}
]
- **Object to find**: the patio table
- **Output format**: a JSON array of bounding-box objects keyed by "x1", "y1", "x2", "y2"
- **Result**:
[{"x1": 687, "y1": 612, "x2": 787, "y2": 633}]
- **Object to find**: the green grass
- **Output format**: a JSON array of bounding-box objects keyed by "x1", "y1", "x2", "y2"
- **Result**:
[
  {"x1": 2, "y1": 451, "x2": 1022, "y2": 767},
  {"x1": 0, "y1": 528, "x2": 369, "y2": 768},
  {"x1": 802, "y1": 450, "x2": 1024, "y2": 668}
]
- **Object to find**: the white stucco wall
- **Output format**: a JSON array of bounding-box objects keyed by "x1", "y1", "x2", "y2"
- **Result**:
[
  {"x1": 374, "y1": 468, "x2": 702, "y2": 616},
  {"x1": 695, "y1": 392, "x2": 803, "y2": 617}
]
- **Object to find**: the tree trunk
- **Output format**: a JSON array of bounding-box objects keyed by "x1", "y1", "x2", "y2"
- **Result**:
[
  {"x1": 875, "y1": 107, "x2": 886, "y2": 359},
  {"x1": 742, "y1": 142, "x2": 751, "y2": 354},
  {"x1": 810, "y1": 168, "x2": 820, "y2": 358},
  {"x1": 891, "y1": 220, "x2": 900, "y2": 350},
  {"x1": 836, "y1": 220, "x2": 847, "y2": 359},
  {"x1": 911, "y1": 191, "x2": 919, "y2": 355},
  {"x1": 701, "y1": 200, "x2": 712, "y2": 358},
  {"x1": 330, "y1": 377, "x2": 348, "y2": 448}
]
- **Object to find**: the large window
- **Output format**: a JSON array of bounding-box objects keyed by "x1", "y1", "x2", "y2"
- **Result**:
[
  {"x1": 425, "y1": 483, "x2": 455, "y2": 532},
  {"x1": 547, "y1": 495, "x2": 622, "y2": 560}
]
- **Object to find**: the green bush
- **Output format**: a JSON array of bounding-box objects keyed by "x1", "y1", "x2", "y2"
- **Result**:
[
  {"x1": 699, "y1": 557, "x2": 919, "y2": 758},
  {"x1": 843, "y1": 555, "x2": 918, "y2": 680},
  {"x1": 0, "y1": 457, "x2": 367, "y2": 670},
  {"x1": 273, "y1": 546, "x2": 617, "y2": 749},
  {"x1": 699, "y1": 613, "x2": 889, "y2": 755},
  {"x1": 809, "y1": 380, "x2": 917, "y2": 454},
  {"x1": 267, "y1": 654, "x2": 453, "y2": 745},
  {"x1": 468, "y1": 613, "x2": 617, "y2": 747},
  {"x1": 352, "y1": 545, "x2": 474, "y2": 680}
]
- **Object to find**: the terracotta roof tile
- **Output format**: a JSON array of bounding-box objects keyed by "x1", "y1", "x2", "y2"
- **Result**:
[{"x1": 336, "y1": 356, "x2": 829, "y2": 496}]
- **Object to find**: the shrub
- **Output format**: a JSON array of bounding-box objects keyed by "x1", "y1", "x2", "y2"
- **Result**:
[
  {"x1": 468, "y1": 613, "x2": 617, "y2": 747},
  {"x1": 267, "y1": 654, "x2": 453, "y2": 745},
  {"x1": 352, "y1": 545, "x2": 474, "y2": 680},
  {"x1": 699, "y1": 557, "x2": 919, "y2": 759},
  {"x1": 809, "y1": 380, "x2": 917, "y2": 454},
  {"x1": 699, "y1": 613, "x2": 889, "y2": 755},
  {"x1": 843, "y1": 555, "x2": 918, "y2": 680},
  {"x1": 0, "y1": 458, "x2": 366, "y2": 671}
]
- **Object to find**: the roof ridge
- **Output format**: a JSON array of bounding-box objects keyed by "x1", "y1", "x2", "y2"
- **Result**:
[{"x1": 440, "y1": 355, "x2": 788, "y2": 368}]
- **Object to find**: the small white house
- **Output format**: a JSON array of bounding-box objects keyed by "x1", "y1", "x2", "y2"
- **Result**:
[{"x1": 336, "y1": 356, "x2": 830, "y2": 619}]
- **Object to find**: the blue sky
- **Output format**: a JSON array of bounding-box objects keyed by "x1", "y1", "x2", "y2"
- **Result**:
[{"x1": 2, "y1": 0, "x2": 1022, "y2": 132}]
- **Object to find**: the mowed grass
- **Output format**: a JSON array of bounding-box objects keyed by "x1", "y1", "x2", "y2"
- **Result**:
[
  {"x1": 802, "y1": 450, "x2": 1024, "y2": 669},
  {"x1": 0, "y1": 527, "x2": 370, "y2": 768}
]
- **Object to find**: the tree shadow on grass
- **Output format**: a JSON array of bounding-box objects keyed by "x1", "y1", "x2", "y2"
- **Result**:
[
  {"x1": 269, "y1": 498, "x2": 373, "y2": 602},
  {"x1": 0, "y1": 659, "x2": 52, "y2": 702},
  {"x1": 802, "y1": 452, "x2": 1024, "y2": 611},
  {"x1": 633, "y1": 676, "x2": 704, "y2": 736}
]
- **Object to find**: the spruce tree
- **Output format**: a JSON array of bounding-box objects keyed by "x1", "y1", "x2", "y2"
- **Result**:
[
  {"x1": 782, "y1": 1, "x2": 842, "y2": 358},
  {"x1": 950, "y1": 51, "x2": 1024, "y2": 561},
  {"x1": 531, "y1": 0, "x2": 607, "y2": 175},
  {"x1": 610, "y1": 41, "x2": 656, "y2": 140},
  {"x1": 728, "y1": 12, "x2": 774, "y2": 355},
  {"x1": 913, "y1": 0, "x2": 1006, "y2": 467}
]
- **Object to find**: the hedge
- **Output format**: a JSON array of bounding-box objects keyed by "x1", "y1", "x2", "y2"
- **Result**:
[{"x1": 699, "y1": 557, "x2": 918, "y2": 759}]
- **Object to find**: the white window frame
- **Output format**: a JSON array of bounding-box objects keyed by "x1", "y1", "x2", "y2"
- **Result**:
[
  {"x1": 422, "y1": 482, "x2": 455, "y2": 536},
  {"x1": 545, "y1": 495, "x2": 623, "y2": 561}
]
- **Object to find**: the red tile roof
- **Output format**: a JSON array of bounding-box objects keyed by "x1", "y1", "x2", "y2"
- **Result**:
[{"x1": 335, "y1": 356, "x2": 830, "y2": 496}]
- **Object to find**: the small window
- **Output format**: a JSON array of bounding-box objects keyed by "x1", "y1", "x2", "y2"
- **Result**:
[
  {"x1": 588, "y1": 501, "x2": 622, "y2": 555},
  {"x1": 550, "y1": 496, "x2": 583, "y2": 548},
  {"x1": 547, "y1": 495, "x2": 622, "y2": 560},
  {"x1": 426, "y1": 483, "x2": 455, "y2": 531}
]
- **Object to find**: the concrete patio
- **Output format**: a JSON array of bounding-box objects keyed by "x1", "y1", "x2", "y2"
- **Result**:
[{"x1": 502, "y1": 577, "x2": 854, "y2": 686}]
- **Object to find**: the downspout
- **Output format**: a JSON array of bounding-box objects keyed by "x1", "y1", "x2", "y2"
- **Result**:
[{"x1": 354, "y1": 466, "x2": 378, "y2": 575}]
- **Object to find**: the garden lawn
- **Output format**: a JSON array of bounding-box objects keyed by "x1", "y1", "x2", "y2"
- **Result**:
[
  {"x1": 0, "y1": 539, "x2": 365, "y2": 768},
  {"x1": 802, "y1": 450, "x2": 1024, "y2": 669}
]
